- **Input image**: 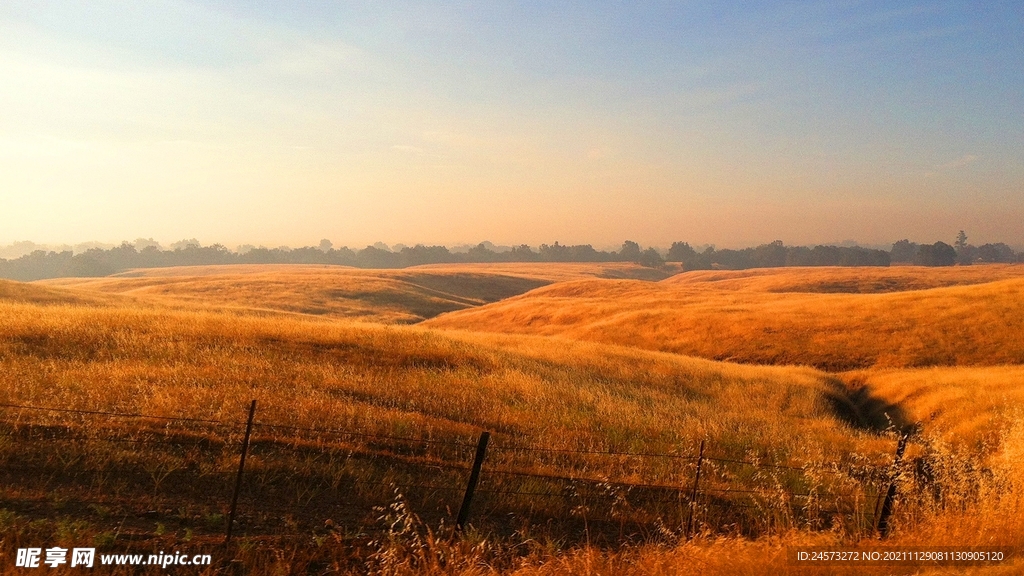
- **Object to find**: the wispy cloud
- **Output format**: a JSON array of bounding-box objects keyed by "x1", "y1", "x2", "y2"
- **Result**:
[{"x1": 935, "y1": 154, "x2": 978, "y2": 170}]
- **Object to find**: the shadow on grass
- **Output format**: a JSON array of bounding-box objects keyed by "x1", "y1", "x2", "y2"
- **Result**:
[{"x1": 822, "y1": 377, "x2": 917, "y2": 434}]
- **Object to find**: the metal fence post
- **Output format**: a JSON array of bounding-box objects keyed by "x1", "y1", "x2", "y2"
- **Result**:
[
  {"x1": 456, "y1": 431, "x2": 490, "y2": 532},
  {"x1": 225, "y1": 399, "x2": 257, "y2": 545},
  {"x1": 875, "y1": 432, "x2": 909, "y2": 537},
  {"x1": 686, "y1": 439, "x2": 705, "y2": 537}
]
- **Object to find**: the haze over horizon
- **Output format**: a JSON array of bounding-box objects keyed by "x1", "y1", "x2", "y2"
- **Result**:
[{"x1": 2, "y1": 1, "x2": 1022, "y2": 249}]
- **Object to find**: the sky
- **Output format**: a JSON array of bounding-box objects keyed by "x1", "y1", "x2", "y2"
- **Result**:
[{"x1": 1, "y1": 1, "x2": 1022, "y2": 249}]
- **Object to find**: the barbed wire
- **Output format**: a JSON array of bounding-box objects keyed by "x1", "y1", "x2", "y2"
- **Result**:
[
  {"x1": 2, "y1": 433, "x2": 228, "y2": 447},
  {"x1": 0, "y1": 399, "x2": 904, "y2": 540},
  {"x1": 701, "y1": 455, "x2": 806, "y2": 470},
  {"x1": 492, "y1": 443, "x2": 698, "y2": 460},
  {"x1": 0, "y1": 402, "x2": 228, "y2": 425},
  {"x1": 250, "y1": 421, "x2": 477, "y2": 449}
]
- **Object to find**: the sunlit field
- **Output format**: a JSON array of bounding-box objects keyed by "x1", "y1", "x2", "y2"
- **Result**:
[
  {"x1": 427, "y1": 265, "x2": 1024, "y2": 370},
  {"x1": 39, "y1": 262, "x2": 675, "y2": 323},
  {"x1": 2, "y1": 264, "x2": 1023, "y2": 574}
]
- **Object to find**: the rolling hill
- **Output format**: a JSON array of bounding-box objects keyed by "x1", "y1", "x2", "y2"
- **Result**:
[
  {"x1": 37, "y1": 262, "x2": 676, "y2": 323},
  {"x1": 426, "y1": 265, "x2": 1024, "y2": 370}
]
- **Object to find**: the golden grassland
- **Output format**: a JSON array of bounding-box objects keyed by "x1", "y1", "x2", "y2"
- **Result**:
[
  {"x1": 0, "y1": 279, "x2": 126, "y2": 308},
  {"x1": 663, "y1": 263, "x2": 1024, "y2": 293},
  {"x1": 2, "y1": 264, "x2": 1024, "y2": 574},
  {"x1": 840, "y1": 366, "x2": 1024, "y2": 447},
  {"x1": 426, "y1": 266, "x2": 1024, "y2": 370},
  {"x1": 38, "y1": 262, "x2": 676, "y2": 323},
  {"x1": 0, "y1": 299, "x2": 868, "y2": 463}
]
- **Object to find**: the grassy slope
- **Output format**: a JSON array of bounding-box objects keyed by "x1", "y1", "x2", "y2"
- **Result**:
[
  {"x1": 840, "y1": 366, "x2": 1024, "y2": 447},
  {"x1": 0, "y1": 278, "x2": 127, "y2": 308},
  {"x1": 664, "y1": 264, "x2": 1024, "y2": 293},
  {"x1": 38, "y1": 262, "x2": 677, "y2": 323},
  {"x1": 426, "y1": 266, "x2": 1024, "y2": 370},
  {"x1": 0, "y1": 298, "x2": 867, "y2": 464}
]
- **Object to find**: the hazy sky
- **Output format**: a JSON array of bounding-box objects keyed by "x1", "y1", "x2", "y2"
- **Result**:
[{"x1": 1, "y1": 1, "x2": 1022, "y2": 249}]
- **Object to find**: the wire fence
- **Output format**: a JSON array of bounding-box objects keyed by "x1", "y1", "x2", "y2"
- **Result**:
[{"x1": 0, "y1": 400, "x2": 907, "y2": 545}]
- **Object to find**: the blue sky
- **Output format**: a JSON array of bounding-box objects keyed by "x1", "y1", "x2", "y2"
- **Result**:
[{"x1": 1, "y1": 1, "x2": 1021, "y2": 248}]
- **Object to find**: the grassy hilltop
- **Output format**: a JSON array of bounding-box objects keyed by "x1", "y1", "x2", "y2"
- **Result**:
[
  {"x1": 39, "y1": 262, "x2": 673, "y2": 323},
  {"x1": 426, "y1": 265, "x2": 1024, "y2": 370}
]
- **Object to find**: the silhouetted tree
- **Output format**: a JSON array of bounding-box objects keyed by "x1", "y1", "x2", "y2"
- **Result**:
[
  {"x1": 915, "y1": 242, "x2": 957, "y2": 266},
  {"x1": 637, "y1": 247, "x2": 664, "y2": 267},
  {"x1": 667, "y1": 241, "x2": 712, "y2": 270},
  {"x1": 955, "y1": 230, "x2": 968, "y2": 251},
  {"x1": 977, "y1": 243, "x2": 1016, "y2": 263},
  {"x1": 752, "y1": 240, "x2": 787, "y2": 268},
  {"x1": 890, "y1": 240, "x2": 919, "y2": 263},
  {"x1": 507, "y1": 245, "x2": 538, "y2": 262},
  {"x1": 712, "y1": 248, "x2": 753, "y2": 269},
  {"x1": 466, "y1": 243, "x2": 498, "y2": 262},
  {"x1": 618, "y1": 241, "x2": 642, "y2": 262}
]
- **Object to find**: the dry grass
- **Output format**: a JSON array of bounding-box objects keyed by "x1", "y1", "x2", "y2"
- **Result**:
[
  {"x1": 3, "y1": 264, "x2": 1024, "y2": 574},
  {"x1": 38, "y1": 263, "x2": 675, "y2": 323},
  {"x1": 0, "y1": 279, "x2": 125, "y2": 308},
  {"x1": 0, "y1": 297, "x2": 905, "y2": 573},
  {"x1": 427, "y1": 268, "x2": 1024, "y2": 370},
  {"x1": 0, "y1": 299, "x2": 869, "y2": 462},
  {"x1": 665, "y1": 264, "x2": 1024, "y2": 293},
  {"x1": 839, "y1": 366, "x2": 1024, "y2": 448}
]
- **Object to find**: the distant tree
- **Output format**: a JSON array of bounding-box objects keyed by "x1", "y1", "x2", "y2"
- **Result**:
[
  {"x1": 398, "y1": 245, "x2": 453, "y2": 266},
  {"x1": 977, "y1": 243, "x2": 1016, "y2": 263},
  {"x1": 355, "y1": 246, "x2": 398, "y2": 268},
  {"x1": 666, "y1": 241, "x2": 695, "y2": 262},
  {"x1": 538, "y1": 242, "x2": 571, "y2": 262},
  {"x1": 170, "y1": 238, "x2": 201, "y2": 251},
  {"x1": 566, "y1": 244, "x2": 606, "y2": 262},
  {"x1": 953, "y1": 231, "x2": 973, "y2": 264},
  {"x1": 318, "y1": 239, "x2": 333, "y2": 252},
  {"x1": 955, "y1": 243, "x2": 978, "y2": 265},
  {"x1": 466, "y1": 242, "x2": 498, "y2": 262},
  {"x1": 955, "y1": 230, "x2": 968, "y2": 251},
  {"x1": 710, "y1": 248, "x2": 753, "y2": 270},
  {"x1": 751, "y1": 240, "x2": 787, "y2": 268},
  {"x1": 890, "y1": 240, "x2": 919, "y2": 263},
  {"x1": 914, "y1": 242, "x2": 957, "y2": 266},
  {"x1": 618, "y1": 241, "x2": 642, "y2": 262},
  {"x1": 808, "y1": 245, "x2": 842, "y2": 266},
  {"x1": 637, "y1": 247, "x2": 664, "y2": 267},
  {"x1": 67, "y1": 252, "x2": 116, "y2": 277},
  {"x1": 507, "y1": 244, "x2": 538, "y2": 262},
  {"x1": 786, "y1": 245, "x2": 813, "y2": 266},
  {"x1": 133, "y1": 238, "x2": 161, "y2": 250}
]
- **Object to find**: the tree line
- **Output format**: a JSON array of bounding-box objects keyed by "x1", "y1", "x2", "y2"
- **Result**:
[{"x1": 1, "y1": 234, "x2": 1019, "y2": 282}]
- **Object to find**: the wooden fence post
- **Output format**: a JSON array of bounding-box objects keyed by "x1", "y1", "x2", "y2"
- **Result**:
[
  {"x1": 225, "y1": 399, "x2": 257, "y2": 545},
  {"x1": 875, "y1": 432, "x2": 909, "y2": 537},
  {"x1": 456, "y1": 431, "x2": 490, "y2": 532},
  {"x1": 686, "y1": 439, "x2": 705, "y2": 538}
]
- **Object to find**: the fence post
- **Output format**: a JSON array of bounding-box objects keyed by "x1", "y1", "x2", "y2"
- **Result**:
[
  {"x1": 686, "y1": 439, "x2": 705, "y2": 538},
  {"x1": 225, "y1": 399, "x2": 257, "y2": 546},
  {"x1": 875, "y1": 432, "x2": 909, "y2": 538},
  {"x1": 456, "y1": 431, "x2": 490, "y2": 532}
]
